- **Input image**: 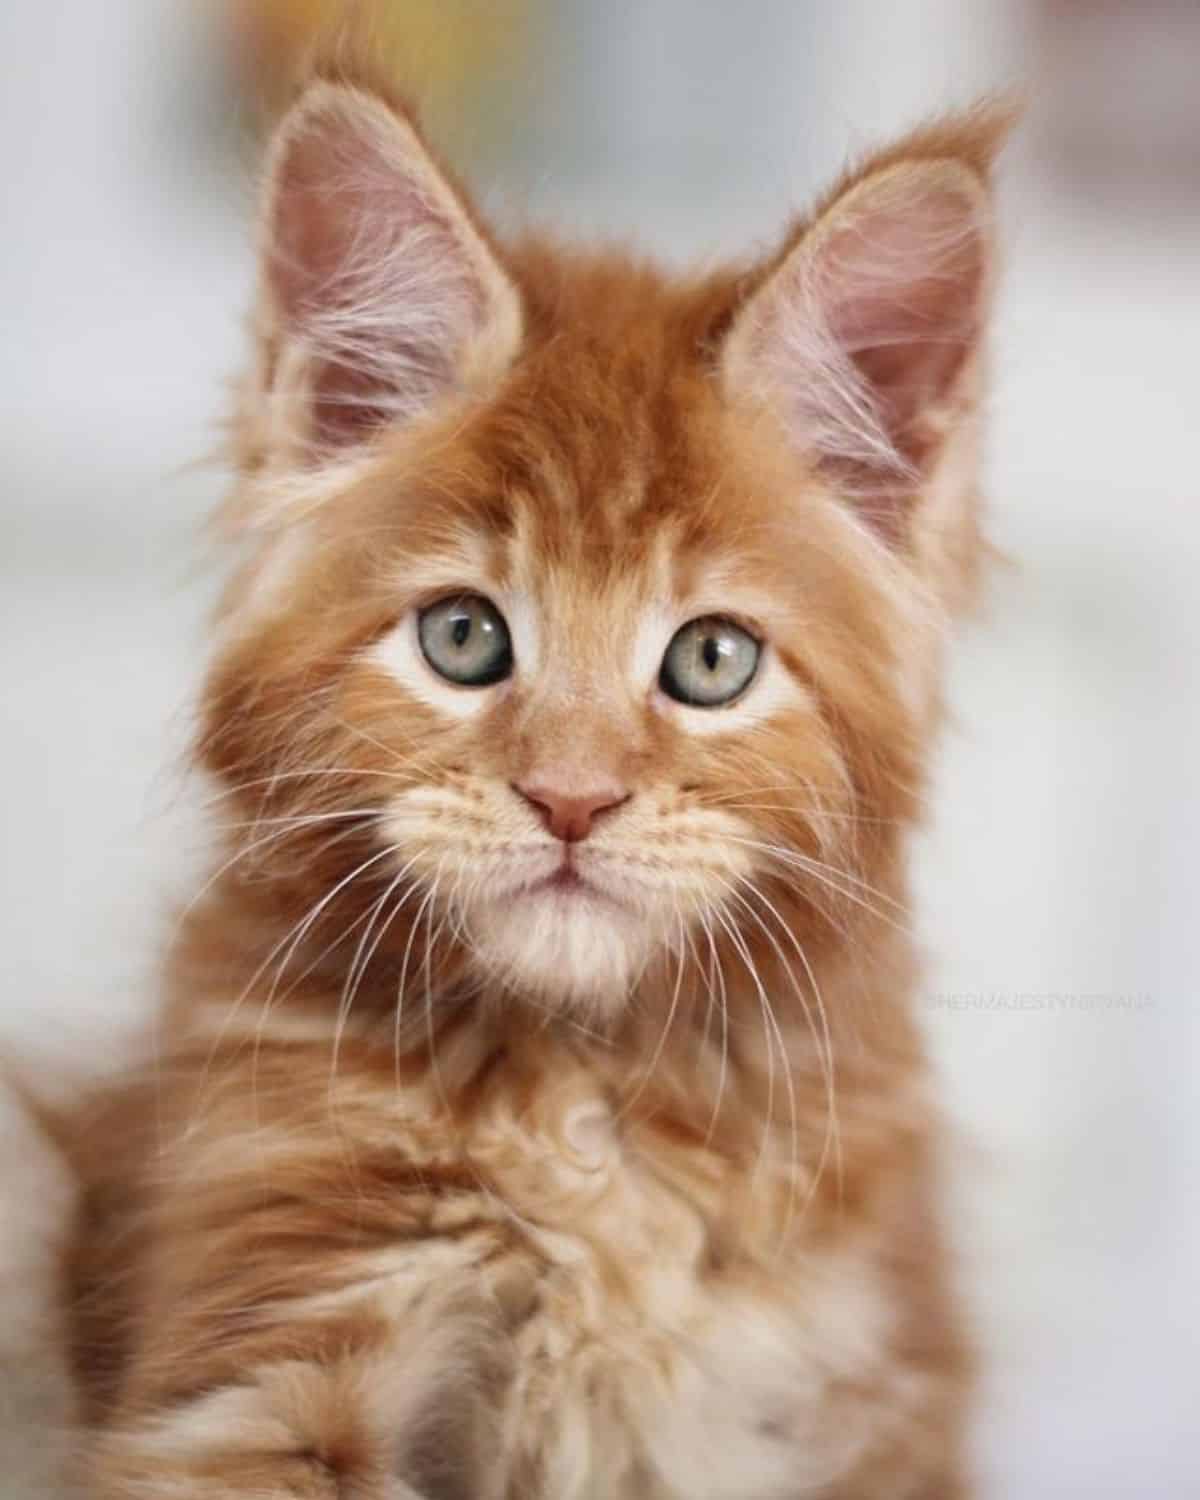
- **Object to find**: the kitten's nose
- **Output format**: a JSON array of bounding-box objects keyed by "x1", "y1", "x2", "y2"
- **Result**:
[{"x1": 514, "y1": 773, "x2": 629, "y2": 843}]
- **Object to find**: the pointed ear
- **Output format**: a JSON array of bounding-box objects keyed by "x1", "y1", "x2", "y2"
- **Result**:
[
  {"x1": 254, "y1": 77, "x2": 523, "y2": 461},
  {"x1": 722, "y1": 112, "x2": 1006, "y2": 544}
]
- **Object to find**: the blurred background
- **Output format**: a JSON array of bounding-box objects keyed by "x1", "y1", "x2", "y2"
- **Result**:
[{"x1": 1, "y1": 2, "x2": 1196, "y2": 1495}]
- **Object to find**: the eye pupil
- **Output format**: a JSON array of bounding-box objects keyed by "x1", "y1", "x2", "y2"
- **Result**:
[
  {"x1": 451, "y1": 616, "x2": 471, "y2": 648},
  {"x1": 701, "y1": 636, "x2": 720, "y2": 672}
]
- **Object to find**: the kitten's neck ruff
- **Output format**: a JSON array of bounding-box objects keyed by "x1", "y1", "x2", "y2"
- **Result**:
[
  {"x1": 154, "y1": 864, "x2": 933, "y2": 1311},
  {"x1": 170, "y1": 853, "x2": 924, "y2": 1153}
]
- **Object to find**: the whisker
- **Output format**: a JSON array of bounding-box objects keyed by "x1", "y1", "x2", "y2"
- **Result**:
[
  {"x1": 725, "y1": 880, "x2": 842, "y2": 1234},
  {"x1": 194, "y1": 766, "x2": 417, "y2": 812},
  {"x1": 243, "y1": 845, "x2": 401, "y2": 1124},
  {"x1": 328, "y1": 857, "x2": 423, "y2": 1096},
  {"x1": 393, "y1": 880, "x2": 438, "y2": 1097},
  {"x1": 618, "y1": 892, "x2": 688, "y2": 1124},
  {"x1": 420, "y1": 860, "x2": 455, "y2": 1118},
  {"x1": 721, "y1": 835, "x2": 910, "y2": 934},
  {"x1": 709, "y1": 904, "x2": 788, "y2": 1206},
  {"x1": 695, "y1": 901, "x2": 731, "y2": 1145},
  {"x1": 181, "y1": 840, "x2": 399, "y2": 1139},
  {"x1": 168, "y1": 816, "x2": 350, "y2": 944},
  {"x1": 328, "y1": 716, "x2": 416, "y2": 766},
  {"x1": 206, "y1": 809, "x2": 383, "y2": 835}
]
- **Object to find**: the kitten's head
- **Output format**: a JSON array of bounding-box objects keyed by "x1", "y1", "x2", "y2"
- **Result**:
[{"x1": 203, "y1": 62, "x2": 1005, "y2": 1017}]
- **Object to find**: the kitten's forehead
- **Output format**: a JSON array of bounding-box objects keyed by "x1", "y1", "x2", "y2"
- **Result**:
[
  {"x1": 494, "y1": 495, "x2": 783, "y2": 671},
  {"x1": 507, "y1": 504, "x2": 677, "y2": 618},
  {"x1": 458, "y1": 507, "x2": 668, "y2": 699},
  {"x1": 457, "y1": 377, "x2": 775, "y2": 602}
]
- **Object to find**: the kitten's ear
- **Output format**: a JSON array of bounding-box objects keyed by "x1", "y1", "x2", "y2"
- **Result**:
[
  {"x1": 722, "y1": 110, "x2": 1007, "y2": 544},
  {"x1": 255, "y1": 75, "x2": 522, "y2": 460}
]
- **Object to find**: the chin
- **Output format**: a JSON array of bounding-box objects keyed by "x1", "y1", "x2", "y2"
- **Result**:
[{"x1": 467, "y1": 888, "x2": 658, "y2": 1016}]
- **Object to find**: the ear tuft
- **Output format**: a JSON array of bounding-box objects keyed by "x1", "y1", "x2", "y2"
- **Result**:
[
  {"x1": 723, "y1": 105, "x2": 1010, "y2": 545},
  {"x1": 255, "y1": 75, "x2": 522, "y2": 462}
]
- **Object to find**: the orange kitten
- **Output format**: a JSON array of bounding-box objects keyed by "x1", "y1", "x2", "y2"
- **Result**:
[{"x1": 68, "y1": 47, "x2": 1007, "y2": 1500}]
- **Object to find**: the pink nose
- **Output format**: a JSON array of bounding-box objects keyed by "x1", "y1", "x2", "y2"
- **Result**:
[{"x1": 514, "y1": 774, "x2": 629, "y2": 843}]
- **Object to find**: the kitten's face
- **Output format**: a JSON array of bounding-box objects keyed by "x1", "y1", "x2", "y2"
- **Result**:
[
  {"x1": 211, "y1": 348, "x2": 919, "y2": 1016},
  {"x1": 356, "y1": 414, "x2": 863, "y2": 1009},
  {"x1": 375, "y1": 564, "x2": 789, "y2": 1005},
  {"x1": 205, "y1": 79, "x2": 995, "y2": 1016}
]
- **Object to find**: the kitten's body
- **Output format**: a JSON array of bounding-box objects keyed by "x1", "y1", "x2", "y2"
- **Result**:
[{"x1": 66, "y1": 53, "x2": 1003, "y2": 1500}]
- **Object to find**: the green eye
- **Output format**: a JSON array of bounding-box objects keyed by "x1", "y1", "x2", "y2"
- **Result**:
[
  {"x1": 659, "y1": 616, "x2": 760, "y2": 707},
  {"x1": 417, "y1": 594, "x2": 513, "y2": 687}
]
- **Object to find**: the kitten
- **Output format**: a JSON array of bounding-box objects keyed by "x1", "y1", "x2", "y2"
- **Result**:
[{"x1": 67, "y1": 46, "x2": 1006, "y2": 1500}]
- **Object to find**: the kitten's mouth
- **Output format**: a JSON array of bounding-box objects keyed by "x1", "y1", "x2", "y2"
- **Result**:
[
  {"x1": 526, "y1": 865, "x2": 585, "y2": 896},
  {"x1": 517, "y1": 855, "x2": 629, "y2": 911}
]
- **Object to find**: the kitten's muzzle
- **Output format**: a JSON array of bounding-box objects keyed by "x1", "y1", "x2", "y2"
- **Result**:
[{"x1": 512, "y1": 774, "x2": 629, "y2": 843}]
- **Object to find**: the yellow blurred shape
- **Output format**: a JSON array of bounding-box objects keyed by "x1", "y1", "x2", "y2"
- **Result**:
[{"x1": 227, "y1": 0, "x2": 536, "y2": 127}]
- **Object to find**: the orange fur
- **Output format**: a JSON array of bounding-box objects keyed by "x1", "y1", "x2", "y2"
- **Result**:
[{"x1": 66, "y1": 50, "x2": 1007, "y2": 1500}]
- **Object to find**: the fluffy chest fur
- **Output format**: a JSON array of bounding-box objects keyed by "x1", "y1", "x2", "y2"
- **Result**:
[
  {"x1": 72, "y1": 989, "x2": 958, "y2": 1500},
  {"x1": 399, "y1": 1052, "x2": 901, "y2": 1500}
]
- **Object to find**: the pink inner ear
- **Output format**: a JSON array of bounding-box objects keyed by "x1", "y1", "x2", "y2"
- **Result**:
[
  {"x1": 266, "y1": 97, "x2": 485, "y2": 452},
  {"x1": 817, "y1": 180, "x2": 986, "y2": 461},
  {"x1": 745, "y1": 171, "x2": 987, "y2": 543}
]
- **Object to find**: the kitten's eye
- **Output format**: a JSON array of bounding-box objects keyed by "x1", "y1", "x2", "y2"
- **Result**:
[
  {"x1": 659, "y1": 616, "x2": 760, "y2": 707},
  {"x1": 418, "y1": 594, "x2": 513, "y2": 687}
]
